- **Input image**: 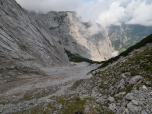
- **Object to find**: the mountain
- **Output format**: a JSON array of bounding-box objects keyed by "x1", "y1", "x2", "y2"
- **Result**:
[
  {"x1": 32, "y1": 11, "x2": 114, "y2": 61},
  {"x1": 15, "y1": 34, "x2": 152, "y2": 114},
  {"x1": 108, "y1": 24, "x2": 152, "y2": 53},
  {"x1": 1, "y1": 0, "x2": 152, "y2": 113},
  {"x1": 0, "y1": 0, "x2": 69, "y2": 77}
]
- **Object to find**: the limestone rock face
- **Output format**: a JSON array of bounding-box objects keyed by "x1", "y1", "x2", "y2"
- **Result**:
[
  {"x1": 0, "y1": 0, "x2": 69, "y2": 72},
  {"x1": 33, "y1": 11, "x2": 114, "y2": 61}
]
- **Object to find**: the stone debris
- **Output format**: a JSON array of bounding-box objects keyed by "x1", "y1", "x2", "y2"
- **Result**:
[
  {"x1": 108, "y1": 96, "x2": 115, "y2": 103},
  {"x1": 142, "y1": 85, "x2": 147, "y2": 90},
  {"x1": 129, "y1": 75, "x2": 143, "y2": 85},
  {"x1": 125, "y1": 93, "x2": 135, "y2": 101}
]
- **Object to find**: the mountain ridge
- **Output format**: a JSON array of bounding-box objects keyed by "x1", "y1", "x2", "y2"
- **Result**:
[{"x1": 32, "y1": 11, "x2": 115, "y2": 61}]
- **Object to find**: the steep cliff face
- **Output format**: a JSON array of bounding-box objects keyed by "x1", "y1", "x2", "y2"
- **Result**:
[
  {"x1": 0, "y1": 0, "x2": 69, "y2": 76},
  {"x1": 108, "y1": 24, "x2": 152, "y2": 53},
  {"x1": 33, "y1": 11, "x2": 114, "y2": 61}
]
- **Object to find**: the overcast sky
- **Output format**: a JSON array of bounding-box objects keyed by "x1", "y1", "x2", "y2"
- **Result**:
[{"x1": 15, "y1": 0, "x2": 152, "y2": 27}]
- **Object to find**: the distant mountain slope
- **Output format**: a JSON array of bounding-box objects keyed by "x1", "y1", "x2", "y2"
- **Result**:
[
  {"x1": 108, "y1": 24, "x2": 152, "y2": 53},
  {"x1": 96, "y1": 34, "x2": 152, "y2": 69},
  {"x1": 0, "y1": 0, "x2": 69, "y2": 77},
  {"x1": 32, "y1": 11, "x2": 114, "y2": 61}
]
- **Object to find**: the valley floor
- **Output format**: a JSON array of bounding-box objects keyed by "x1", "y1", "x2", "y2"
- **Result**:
[{"x1": 0, "y1": 62, "x2": 100, "y2": 114}]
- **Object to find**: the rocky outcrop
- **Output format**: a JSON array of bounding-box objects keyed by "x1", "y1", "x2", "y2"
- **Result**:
[
  {"x1": 0, "y1": 0, "x2": 69, "y2": 77},
  {"x1": 32, "y1": 11, "x2": 114, "y2": 61}
]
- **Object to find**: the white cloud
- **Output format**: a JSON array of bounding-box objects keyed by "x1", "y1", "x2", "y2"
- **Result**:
[
  {"x1": 111, "y1": 51, "x2": 119, "y2": 57},
  {"x1": 125, "y1": 1, "x2": 152, "y2": 26},
  {"x1": 15, "y1": 0, "x2": 152, "y2": 27},
  {"x1": 76, "y1": 0, "x2": 152, "y2": 27},
  {"x1": 96, "y1": 2, "x2": 125, "y2": 27}
]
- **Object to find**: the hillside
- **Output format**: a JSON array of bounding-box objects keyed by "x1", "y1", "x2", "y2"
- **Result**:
[
  {"x1": 108, "y1": 24, "x2": 152, "y2": 53},
  {"x1": 14, "y1": 35, "x2": 152, "y2": 114},
  {"x1": 0, "y1": 0, "x2": 69, "y2": 77}
]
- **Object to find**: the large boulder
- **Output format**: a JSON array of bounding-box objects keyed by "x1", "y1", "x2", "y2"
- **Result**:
[
  {"x1": 125, "y1": 93, "x2": 135, "y2": 101},
  {"x1": 129, "y1": 76, "x2": 143, "y2": 85}
]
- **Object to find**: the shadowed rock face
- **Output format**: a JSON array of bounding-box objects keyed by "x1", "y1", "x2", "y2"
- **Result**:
[
  {"x1": 32, "y1": 11, "x2": 114, "y2": 61},
  {"x1": 0, "y1": 0, "x2": 69, "y2": 76}
]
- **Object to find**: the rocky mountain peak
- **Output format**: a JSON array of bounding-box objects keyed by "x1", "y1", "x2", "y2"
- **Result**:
[{"x1": 33, "y1": 11, "x2": 115, "y2": 61}]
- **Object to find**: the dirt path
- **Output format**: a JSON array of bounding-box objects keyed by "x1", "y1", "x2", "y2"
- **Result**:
[{"x1": 0, "y1": 62, "x2": 100, "y2": 114}]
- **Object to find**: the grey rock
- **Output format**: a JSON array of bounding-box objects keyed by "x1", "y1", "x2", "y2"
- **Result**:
[
  {"x1": 124, "y1": 72, "x2": 131, "y2": 76},
  {"x1": 127, "y1": 102, "x2": 142, "y2": 112},
  {"x1": 142, "y1": 85, "x2": 147, "y2": 90},
  {"x1": 125, "y1": 93, "x2": 134, "y2": 101},
  {"x1": 0, "y1": 80, "x2": 7, "y2": 84},
  {"x1": 121, "y1": 73, "x2": 126, "y2": 78},
  {"x1": 141, "y1": 110, "x2": 148, "y2": 114},
  {"x1": 149, "y1": 92, "x2": 152, "y2": 96},
  {"x1": 129, "y1": 76, "x2": 143, "y2": 85},
  {"x1": 125, "y1": 108, "x2": 130, "y2": 113},
  {"x1": 117, "y1": 103, "x2": 120, "y2": 106},
  {"x1": 109, "y1": 86, "x2": 114, "y2": 93},
  {"x1": 109, "y1": 103, "x2": 117, "y2": 111},
  {"x1": 108, "y1": 96, "x2": 115, "y2": 103},
  {"x1": 33, "y1": 11, "x2": 114, "y2": 61},
  {"x1": 115, "y1": 92, "x2": 126, "y2": 97},
  {"x1": 132, "y1": 100, "x2": 139, "y2": 105},
  {"x1": 117, "y1": 79, "x2": 125, "y2": 90}
]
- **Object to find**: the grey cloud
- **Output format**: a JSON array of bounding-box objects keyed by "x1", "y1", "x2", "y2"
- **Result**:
[{"x1": 15, "y1": 0, "x2": 82, "y2": 13}]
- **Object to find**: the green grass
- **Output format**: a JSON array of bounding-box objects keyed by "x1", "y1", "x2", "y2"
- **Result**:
[
  {"x1": 15, "y1": 95, "x2": 95, "y2": 114},
  {"x1": 55, "y1": 97, "x2": 86, "y2": 114},
  {"x1": 15, "y1": 103, "x2": 48, "y2": 114},
  {"x1": 119, "y1": 48, "x2": 126, "y2": 53},
  {"x1": 65, "y1": 49, "x2": 102, "y2": 64}
]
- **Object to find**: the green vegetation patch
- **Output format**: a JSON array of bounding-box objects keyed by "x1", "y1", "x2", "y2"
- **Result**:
[
  {"x1": 49, "y1": 97, "x2": 86, "y2": 114},
  {"x1": 15, "y1": 94, "x2": 95, "y2": 114},
  {"x1": 118, "y1": 48, "x2": 127, "y2": 53},
  {"x1": 97, "y1": 34, "x2": 152, "y2": 69},
  {"x1": 65, "y1": 49, "x2": 102, "y2": 64}
]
